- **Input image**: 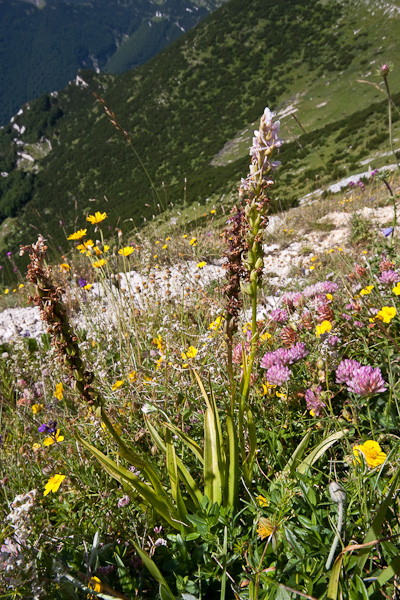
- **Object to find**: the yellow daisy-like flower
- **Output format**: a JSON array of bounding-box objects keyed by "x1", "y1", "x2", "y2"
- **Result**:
[
  {"x1": 43, "y1": 430, "x2": 64, "y2": 446},
  {"x1": 257, "y1": 517, "x2": 275, "y2": 540},
  {"x1": 92, "y1": 259, "x2": 106, "y2": 268},
  {"x1": 4, "y1": 289, "x2": 9, "y2": 294},
  {"x1": 67, "y1": 228, "x2": 87, "y2": 240},
  {"x1": 162, "y1": 244, "x2": 168, "y2": 250},
  {"x1": 315, "y1": 320, "x2": 332, "y2": 337},
  {"x1": 112, "y1": 380, "x2": 124, "y2": 390},
  {"x1": 54, "y1": 383, "x2": 64, "y2": 400},
  {"x1": 86, "y1": 211, "x2": 107, "y2": 225},
  {"x1": 353, "y1": 440, "x2": 387, "y2": 469},
  {"x1": 182, "y1": 346, "x2": 198, "y2": 361},
  {"x1": 197, "y1": 261, "x2": 206, "y2": 269},
  {"x1": 43, "y1": 474, "x2": 65, "y2": 496},
  {"x1": 257, "y1": 494, "x2": 268, "y2": 507},
  {"x1": 393, "y1": 283, "x2": 400, "y2": 295},
  {"x1": 189, "y1": 237, "x2": 197, "y2": 246},
  {"x1": 118, "y1": 246, "x2": 134, "y2": 257},
  {"x1": 18, "y1": 283, "x2": 24, "y2": 289},
  {"x1": 210, "y1": 210, "x2": 216, "y2": 214},
  {"x1": 76, "y1": 239, "x2": 94, "y2": 253},
  {"x1": 376, "y1": 306, "x2": 396, "y2": 323}
]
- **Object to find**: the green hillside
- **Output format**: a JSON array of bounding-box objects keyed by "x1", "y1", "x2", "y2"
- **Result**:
[
  {"x1": 0, "y1": 0, "x2": 399, "y2": 274},
  {"x1": 0, "y1": 0, "x2": 224, "y2": 125}
]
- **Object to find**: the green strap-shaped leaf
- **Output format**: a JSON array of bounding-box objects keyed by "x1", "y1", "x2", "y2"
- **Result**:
[
  {"x1": 164, "y1": 422, "x2": 204, "y2": 464},
  {"x1": 165, "y1": 428, "x2": 188, "y2": 520},
  {"x1": 225, "y1": 408, "x2": 239, "y2": 510},
  {"x1": 204, "y1": 408, "x2": 223, "y2": 505},
  {"x1": 327, "y1": 553, "x2": 344, "y2": 600},
  {"x1": 246, "y1": 407, "x2": 257, "y2": 480},
  {"x1": 146, "y1": 419, "x2": 203, "y2": 507},
  {"x1": 283, "y1": 431, "x2": 312, "y2": 475},
  {"x1": 132, "y1": 542, "x2": 176, "y2": 600},
  {"x1": 76, "y1": 434, "x2": 180, "y2": 530},
  {"x1": 368, "y1": 554, "x2": 400, "y2": 593},
  {"x1": 355, "y1": 466, "x2": 400, "y2": 576},
  {"x1": 297, "y1": 430, "x2": 348, "y2": 474}
]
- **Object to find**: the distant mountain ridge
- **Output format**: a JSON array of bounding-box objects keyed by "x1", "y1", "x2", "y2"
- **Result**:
[
  {"x1": 0, "y1": 0, "x2": 399, "y2": 275},
  {"x1": 0, "y1": 0, "x2": 225, "y2": 124}
]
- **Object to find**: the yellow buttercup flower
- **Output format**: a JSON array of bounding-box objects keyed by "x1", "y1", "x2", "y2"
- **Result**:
[
  {"x1": 315, "y1": 320, "x2": 332, "y2": 337},
  {"x1": 54, "y1": 383, "x2": 64, "y2": 400},
  {"x1": 67, "y1": 228, "x2": 87, "y2": 240},
  {"x1": 86, "y1": 211, "x2": 107, "y2": 225},
  {"x1": 353, "y1": 440, "x2": 387, "y2": 469},
  {"x1": 376, "y1": 306, "x2": 396, "y2": 323},
  {"x1": 118, "y1": 246, "x2": 134, "y2": 257},
  {"x1": 43, "y1": 430, "x2": 64, "y2": 446},
  {"x1": 43, "y1": 474, "x2": 65, "y2": 496}
]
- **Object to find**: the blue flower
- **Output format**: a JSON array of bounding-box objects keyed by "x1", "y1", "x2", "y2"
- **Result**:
[{"x1": 382, "y1": 227, "x2": 394, "y2": 237}]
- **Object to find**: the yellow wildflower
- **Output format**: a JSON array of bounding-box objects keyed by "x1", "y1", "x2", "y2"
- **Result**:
[
  {"x1": 182, "y1": 346, "x2": 198, "y2": 361},
  {"x1": 162, "y1": 244, "x2": 168, "y2": 250},
  {"x1": 32, "y1": 443, "x2": 41, "y2": 451},
  {"x1": 209, "y1": 316, "x2": 224, "y2": 330},
  {"x1": 393, "y1": 283, "x2": 400, "y2": 295},
  {"x1": 4, "y1": 289, "x2": 9, "y2": 294},
  {"x1": 210, "y1": 210, "x2": 216, "y2": 214},
  {"x1": 118, "y1": 246, "x2": 134, "y2": 256},
  {"x1": 93, "y1": 259, "x2": 106, "y2": 268},
  {"x1": 376, "y1": 306, "x2": 396, "y2": 323},
  {"x1": 88, "y1": 576, "x2": 103, "y2": 597},
  {"x1": 197, "y1": 261, "x2": 206, "y2": 268},
  {"x1": 67, "y1": 228, "x2": 87, "y2": 240},
  {"x1": 86, "y1": 211, "x2": 107, "y2": 225},
  {"x1": 43, "y1": 430, "x2": 64, "y2": 446},
  {"x1": 353, "y1": 440, "x2": 387, "y2": 469},
  {"x1": 128, "y1": 371, "x2": 137, "y2": 381},
  {"x1": 257, "y1": 517, "x2": 274, "y2": 540},
  {"x1": 32, "y1": 404, "x2": 44, "y2": 415},
  {"x1": 18, "y1": 283, "x2": 24, "y2": 289},
  {"x1": 326, "y1": 294, "x2": 333, "y2": 301},
  {"x1": 84, "y1": 284, "x2": 92, "y2": 290},
  {"x1": 315, "y1": 320, "x2": 332, "y2": 337},
  {"x1": 360, "y1": 285, "x2": 374, "y2": 296},
  {"x1": 112, "y1": 380, "x2": 124, "y2": 390},
  {"x1": 153, "y1": 335, "x2": 164, "y2": 351},
  {"x1": 43, "y1": 474, "x2": 65, "y2": 496},
  {"x1": 257, "y1": 494, "x2": 268, "y2": 507},
  {"x1": 76, "y1": 239, "x2": 94, "y2": 253},
  {"x1": 54, "y1": 383, "x2": 64, "y2": 400},
  {"x1": 189, "y1": 237, "x2": 197, "y2": 246}
]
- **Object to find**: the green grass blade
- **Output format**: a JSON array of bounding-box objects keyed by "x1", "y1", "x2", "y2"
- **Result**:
[
  {"x1": 164, "y1": 422, "x2": 204, "y2": 464},
  {"x1": 327, "y1": 553, "x2": 344, "y2": 600},
  {"x1": 368, "y1": 554, "x2": 400, "y2": 593},
  {"x1": 246, "y1": 407, "x2": 257, "y2": 479},
  {"x1": 225, "y1": 408, "x2": 239, "y2": 509}
]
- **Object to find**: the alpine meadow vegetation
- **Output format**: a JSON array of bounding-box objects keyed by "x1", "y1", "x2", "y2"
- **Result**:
[{"x1": 1, "y1": 78, "x2": 400, "y2": 600}]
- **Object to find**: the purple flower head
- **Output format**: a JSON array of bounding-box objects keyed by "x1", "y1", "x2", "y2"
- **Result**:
[
  {"x1": 381, "y1": 63, "x2": 389, "y2": 76},
  {"x1": 305, "y1": 385, "x2": 325, "y2": 416},
  {"x1": 336, "y1": 359, "x2": 361, "y2": 384},
  {"x1": 270, "y1": 308, "x2": 288, "y2": 323},
  {"x1": 370, "y1": 169, "x2": 378, "y2": 178},
  {"x1": 347, "y1": 366, "x2": 387, "y2": 397},
  {"x1": 287, "y1": 342, "x2": 309, "y2": 363},
  {"x1": 382, "y1": 227, "x2": 394, "y2": 237},
  {"x1": 6, "y1": 251, "x2": 11, "y2": 258},
  {"x1": 97, "y1": 565, "x2": 115, "y2": 575},
  {"x1": 348, "y1": 181, "x2": 355, "y2": 188},
  {"x1": 260, "y1": 348, "x2": 290, "y2": 369},
  {"x1": 118, "y1": 495, "x2": 130, "y2": 508},
  {"x1": 379, "y1": 270, "x2": 399, "y2": 285},
  {"x1": 328, "y1": 335, "x2": 340, "y2": 347},
  {"x1": 38, "y1": 420, "x2": 57, "y2": 435},
  {"x1": 303, "y1": 281, "x2": 338, "y2": 299},
  {"x1": 78, "y1": 278, "x2": 87, "y2": 288},
  {"x1": 265, "y1": 364, "x2": 291, "y2": 386},
  {"x1": 353, "y1": 321, "x2": 363, "y2": 328},
  {"x1": 357, "y1": 181, "x2": 365, "y2": 192}
]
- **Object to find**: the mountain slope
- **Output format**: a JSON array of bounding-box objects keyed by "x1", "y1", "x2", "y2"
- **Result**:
[
  {"x1": 0, "y1": 0, "x2": 225, "y2": 125},
  {"x1": 0, "y1": 0, "x2": 399, "y2": 273}
]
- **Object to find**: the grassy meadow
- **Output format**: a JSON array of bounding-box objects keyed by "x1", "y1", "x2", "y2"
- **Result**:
[{"x1": 1, "y1": 75, "x2": 400, "y2": 600}]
